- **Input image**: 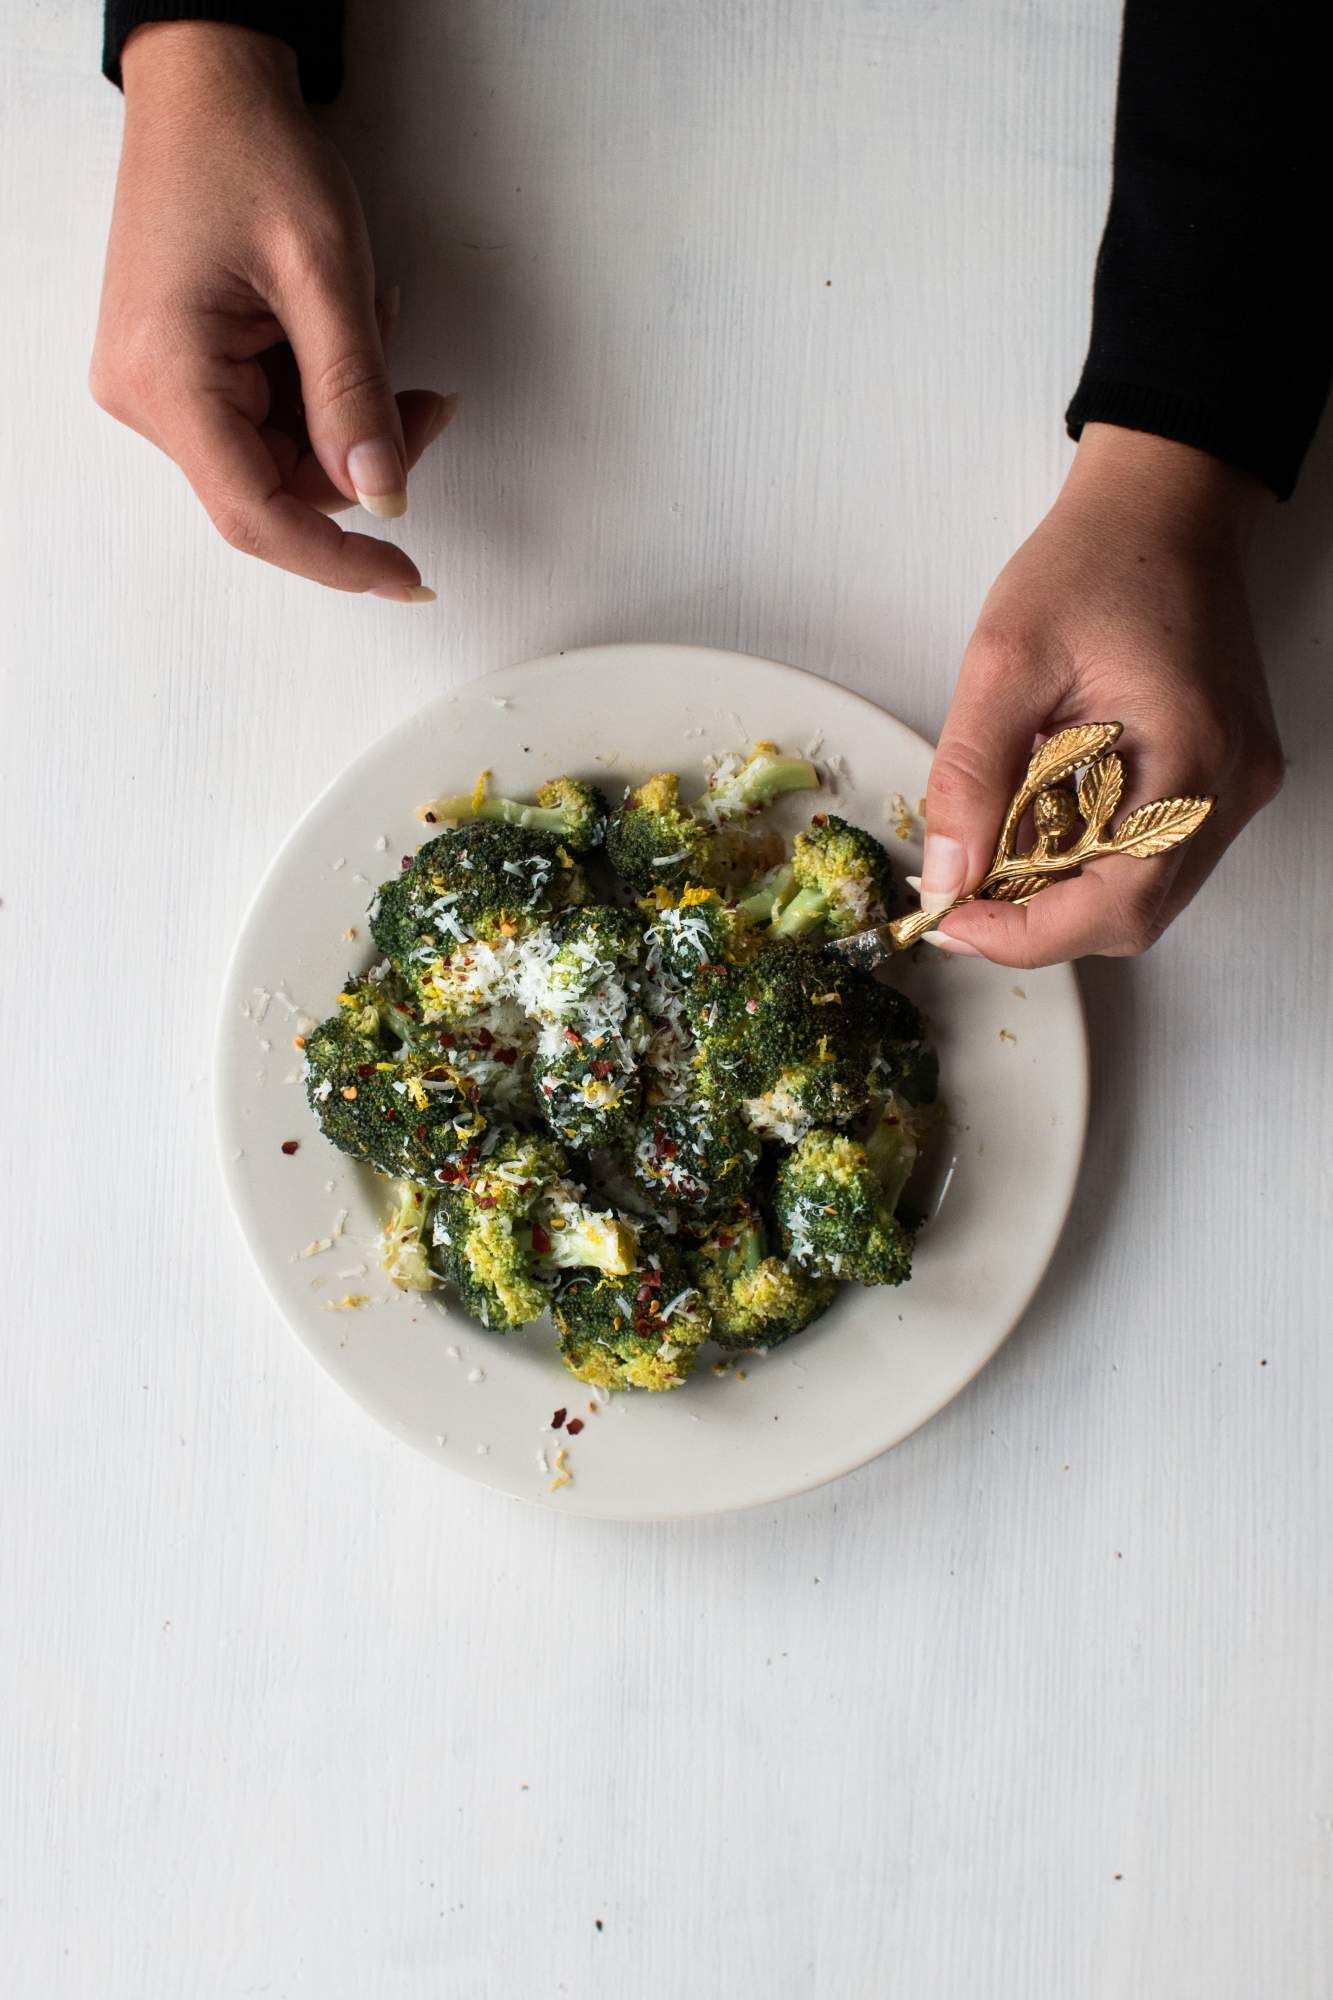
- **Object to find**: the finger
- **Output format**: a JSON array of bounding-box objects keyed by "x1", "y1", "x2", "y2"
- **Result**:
[
  {"x1": 922, "y1": 635, "x2": 1060, "y2": 913},
  {"x1": 163, "y1": 389, "x2": 433, "y2": 599},
  {"x1": 286, "y1": 390, "x2": 458, "y2": 514},
  {"x1": 273, "y1": 257, "x2": 409, "y2": 517}
]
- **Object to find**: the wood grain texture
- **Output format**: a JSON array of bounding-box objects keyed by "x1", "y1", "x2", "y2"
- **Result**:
[{"x1": 1, "y1": 3, "x2": 1329, "y2": 1996}]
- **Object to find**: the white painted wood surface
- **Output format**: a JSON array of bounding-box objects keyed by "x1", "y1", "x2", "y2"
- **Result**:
[{"x1": 2, "y1": 3, "x2": 1329, "y2": 1994}]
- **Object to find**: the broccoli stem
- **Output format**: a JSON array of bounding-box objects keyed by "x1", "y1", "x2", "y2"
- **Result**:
[
  {"x1": 422, "y1": 794, "x2": 571, "y2": 836},
  {"x1": 863, "y1": 1100, "x2": 922, "y2": 1213},
  {"x1": 533, "y1": 1204, "x2": 638, "y2": 1277},
  {"x1": 767, "y1": 885, "x2": 828, "y2": 938},
  {"x1": 735, "y1": 863, "x2": 797, "y2": 924},
  {"x1": 380, "y1": 1183, "x2": 437, "y2": 1290},
  {"x1": 694, "y1": 752, "x2": 820, "y2": 823}
]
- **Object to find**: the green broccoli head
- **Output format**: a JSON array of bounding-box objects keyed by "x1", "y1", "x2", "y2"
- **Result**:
[
  {"x1": 689, "y1": 1202, "x2": 838, "y2": 1349},
  {"x1": 303, "y1": 1006, "x2": 486, "y2": 1182},
  {"x1": 606, "y1": 746, "x2": 821, "y2": 895},
  {"x1": 369, "y1": 822, "x2": 588, "y2": 1022},
  {"x1": 605, "y1": 773, "x2": 715, "y2": 893},
  {"x1": 532, "y1": 1031, "x2": 644, "y2": 1151},
  {"x1": 630, "y1": 1097, "x2": 761, "y2": 1221},
  {"x1": 335, "y1": 964, "x2": 420, "y2": 1045},
  {"x1": 552, "y1": 1234, "x2": 711, "y2": 1391},
  {"x1": 417, "y1": 773, "x2": 609, "y2": 854},
  {"x1": 771, "y1": 814, "x2": 901, "y2": 939},
  {"x1": 431, "y1": 1129, "x2": 637, "y2": 1330},
  {"x1": 643, "y1": 886, "x2": 761, "y2": 985},
  {"x1": 773, "y1": 1097, "x2": 926, "y2": 1286},
  {"x1": 690, "y1": 939, "x2": 902, "y2": 1135}
]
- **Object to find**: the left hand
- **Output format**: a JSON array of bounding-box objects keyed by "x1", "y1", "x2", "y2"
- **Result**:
[{"x1": 919, "y1": 423, "x2": 1285, "y2": 965}]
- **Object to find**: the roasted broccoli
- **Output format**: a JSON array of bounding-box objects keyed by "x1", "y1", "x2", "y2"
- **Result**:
[
  {"x1": 511, "y1": 906, "x2": 647, "y2": 1147},
  {"x1": 606, "y1": 743, "x2": 820, "y2": 893},
  {"x1": 773, "y1": 1095, "x2": 927, "y2": 1285},
  {"x1": 769, "y1": 814, "x2": 900, "y2": 939},
  {"x1": 688, "y1": 939, "x2": 904, "y2": 1139},
  {"x1": 417, "y1": 773, "x2": 608, "y2": 854},
  {"x1": 430, "y1": 1130, "x2": 638, "y2": 1330},
  {"x1": 552, "y1": 1234, "x2": 711, "y2": 1390},
  {"x1": 303, "y1": 1005, "x2": 485, "y2": 1182},
  {"x1": 370, "y1": 822, "x2": 587, "y2": 1022},
  {"x1": 690, "y1": 1201, "x2": 838, "y2": 1348},
  {"x1": 630, "y1": 1097, "x2": 760, "y2": 1220}
]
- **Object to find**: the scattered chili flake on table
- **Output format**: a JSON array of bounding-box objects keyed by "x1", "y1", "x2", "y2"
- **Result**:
[
  {"x1": 566, "y1": 1417, "x2": 584, "y2": 1436},
  {"x1": 551, "y1": 1407, "x2": 567, "y2": 1430},
  {"x1": 281, "y1": 1140, "x2": 300, "y2": 1155}
]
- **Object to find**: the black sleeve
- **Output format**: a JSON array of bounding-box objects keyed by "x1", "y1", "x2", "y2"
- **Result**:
[
  {"x1": 1066, "y1": 1, "x2": 1330, "y2": 500},
  {"x1": 103, "y1": 4, "x2": 344, "y2": 104}
]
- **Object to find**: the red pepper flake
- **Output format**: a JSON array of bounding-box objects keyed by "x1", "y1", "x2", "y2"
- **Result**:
[
  {"x1": 424, "y1": 811, "x2": 437, "y2": 823},
  {"x1": 566, "y1": 1418, "x2": 584, "y2": 1435},
  {"x1": 435, "y1": 1164, "x2": 462, "y2": 1183},
  {"x1": 588, "y1": 1059, "x2": 615, "y2": 1080},
  {"x1": 474, "y1": 1195, "x2": 497, "y2": 1211},
  {"x1": 563, "y1": 1027, "x2": 583, "y2": 1047},
  {"x1": 280, "y1": 1139, "x2": 300, "y2": 1156},
  {"x1": 356, "y1": 1063, "x2": 374, "y2": 1079},
  {"x1": 416, "y1": 1124, "x2": 429, "y2": 1142},
  {"x1": 531, "y1": 1222, "x2": 552, "y2": 1255},
  {"x1": 437, "y1": 1031, "x2": 455, "y2": 1049},
  {"x1": 496, "y1": 1046, "x2": 518, "y2": 1066},
  {"x1": 551, "y1": 1407, "x2": 567, "y2": 1430},
  {"x1": 383, "y1": 1108, "x2": 397, "y2": 1121},
  {"x1": 474, "y1": 1027, "x2": 495, "y2": 1049},
  {"x1": 400, "y1": 855, "x2": 413, "y2": 870}
]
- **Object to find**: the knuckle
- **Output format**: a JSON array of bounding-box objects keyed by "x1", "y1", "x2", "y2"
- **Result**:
[
  {"x1": 964, "y1": 620, "x2": 1036, "y2": 682},
  {"x1": 310, "y1": 345, "x2": 391, "y2": 417},
  {"x1": 929, "y1": 740, "x2": 993, "y2": 814}
]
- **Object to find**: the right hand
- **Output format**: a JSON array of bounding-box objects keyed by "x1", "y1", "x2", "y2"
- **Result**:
[{"x1": 91, "y1": 22, "x2": 451, "y2": 601}]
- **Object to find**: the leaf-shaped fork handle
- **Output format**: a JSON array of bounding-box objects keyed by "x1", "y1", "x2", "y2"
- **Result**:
[{"x1": 829, "y1": 723, "x2": 1215, "y2": 968}]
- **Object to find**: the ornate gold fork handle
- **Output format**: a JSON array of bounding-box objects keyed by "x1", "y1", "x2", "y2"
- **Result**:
[{"x1": 830, "y1": 722, "x2": 1215, "y2": 967}]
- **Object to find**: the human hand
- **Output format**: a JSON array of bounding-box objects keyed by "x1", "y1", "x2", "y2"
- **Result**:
[
  {"x1": 91, "y1": 22, "x2": 450, "y2": 601},
  {"x1": 920, "y1": 424, "x2": 1284, "y2": 964}
]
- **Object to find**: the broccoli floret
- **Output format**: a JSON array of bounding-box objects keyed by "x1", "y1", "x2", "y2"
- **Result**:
[
  {"x1": 378, "y1": 1182, "x2": 437, "y2": 1291},
  {"x1": 335, "y1": 964, "x2": 420, "y2": 1045},
  {"x1": 643, "y1": 887, "x2": 761, "y2": 985},
  {"x1": 770, "y1": 814, "x2": 901, "y2": 939},
  {"x1": 552, "y1": 1234, "x2": 711, "y2": 1390},
  {"x1": 689, "y1": 939, "x2": 903, "y2": 1137},
  {"x1": 606, "y1": 744, "x2": 820, "y2": 893},
  {"x1": 690, "y1": 1202, "x2": 837, "y2": 1348},
  {"x1": 631, "y1": 1098, "x2": 760, "y2": 1220},
  {"x1": 514, "y1": 906, "x2": 647, "y2": 1148},
  {"x1": 431, "y1": 1130, "x2": 637, "y2": 1331},
  {"x1": 417, "y1": 773, "x2": 609, "y2": 855},
  {"x1": 370, "y1": 822, "x2": 587, "y2": 1022},
  {"x1": 533, "y1": 1032, "x2": 644, "y2": 1150},
  {"x1": 734, "y1": 861, "x2": 798, "y2": 925},
  {"x1": 773, "y1": 1095, "x2": 926, "y2": 1286},
  {"x1": 303, "y1": 1008, "x2": 485, "y2": 1182}
]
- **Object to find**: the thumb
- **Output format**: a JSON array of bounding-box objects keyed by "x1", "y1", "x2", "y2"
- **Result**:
[
  {"x1": 922, "y1": 638, "x2": 1051, "y2": 913},
  {"x1": 278, "y1": 264, "x2": 408, "y2": 519}
]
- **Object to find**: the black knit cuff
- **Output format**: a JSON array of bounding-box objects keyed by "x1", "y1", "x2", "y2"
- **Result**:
[
  {"x1": 1067, "y1": 376, "x2": 1308, "y2": 504},
  {"x1": 103, "y1": 4, "x2": 344, "y2": 104}
]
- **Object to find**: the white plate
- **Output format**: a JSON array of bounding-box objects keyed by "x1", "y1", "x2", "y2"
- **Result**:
[{"x1": 216, "y1": 645, "x2": 1087, "y2": 1519}]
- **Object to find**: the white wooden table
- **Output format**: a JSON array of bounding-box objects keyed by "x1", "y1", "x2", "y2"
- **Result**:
[{"x1": 3, "y1": 5, "x2": 1329, "y2": 1994}]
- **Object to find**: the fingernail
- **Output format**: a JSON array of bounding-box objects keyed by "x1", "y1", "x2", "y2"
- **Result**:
[
  {"x1": 921, "y1": 930, "x2": 981, "y2": 957},
  {"x1": 919, "y1": 833, "x2": 968, "y2": 915},
  {"x1": 426, "y1": 391, "x2": 461, "y2": 443},
  {"x1": 348, "y1": 438, "x2": 408, "y2": 518},
  {"x1": 372, "y1": 583, "x2": 436, "y2": 604},
  {"x1": 905, "y1": 873, "x2": 922, "y2": 893}
]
